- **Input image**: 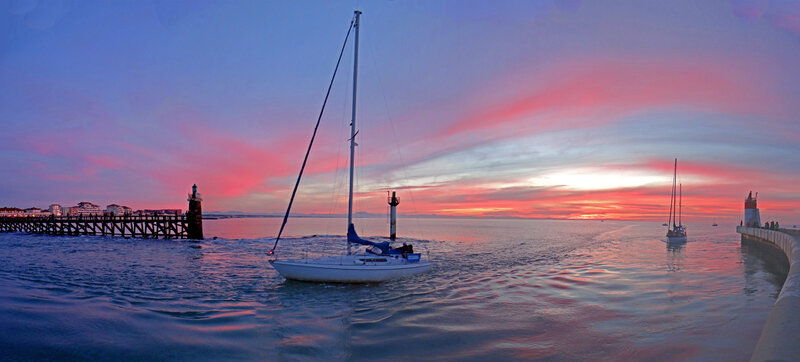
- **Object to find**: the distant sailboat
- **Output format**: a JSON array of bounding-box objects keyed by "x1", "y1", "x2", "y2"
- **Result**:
[
  {"x1": 268, "y1": 11, "x2": 432, "y2": 282},
  {"x1": 666, "y1": 158, "x2": 687, "y2": 242}
]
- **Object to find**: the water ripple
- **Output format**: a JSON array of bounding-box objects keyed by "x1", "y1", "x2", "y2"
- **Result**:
[{"x1": 0, "y1": 219, "x2": 786, "y2": 360}]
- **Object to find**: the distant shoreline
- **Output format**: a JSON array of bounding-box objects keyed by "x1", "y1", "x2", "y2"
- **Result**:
[
  {"x1": 201, "y1": 213, "x2": 713, "y2": 222},
  {"x1": 201, "y1": 213, "x2": 572, "y2": 221}
]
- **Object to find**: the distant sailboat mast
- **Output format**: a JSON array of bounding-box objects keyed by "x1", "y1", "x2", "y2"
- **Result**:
[
  {"x1": 665, "y1": 158, "x2": 687, "y2": 241},
  {"x1": 347, "y1": 10, "x2": 362, "y2": 256},
  {"x1": 668, "y1": 158, "x2": 677, "y2": 228}
]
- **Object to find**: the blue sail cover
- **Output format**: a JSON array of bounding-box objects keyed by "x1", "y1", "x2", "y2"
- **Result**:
[{"x1": 348, "y1": 224, "x2": 391, "y2": 255}]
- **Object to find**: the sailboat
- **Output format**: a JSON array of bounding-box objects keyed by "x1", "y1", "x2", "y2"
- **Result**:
[
  {"x1": 268, "y1": 11, "x2": 432, "y2": 283},
  {"x1": 666, "y1": 158, "x2": 687, "y2": 242}
]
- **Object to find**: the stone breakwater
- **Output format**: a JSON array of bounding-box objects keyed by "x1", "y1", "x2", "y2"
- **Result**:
[{"x1": 737, "y1": 226, "x2": 800, "y2": 361}]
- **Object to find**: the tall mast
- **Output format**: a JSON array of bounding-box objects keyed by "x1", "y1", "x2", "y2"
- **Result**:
[
  {"x1": 347, "y1": 10, "x2": 361, "y2": 255},
  {"x1": 679, "y1": 183, "x2": 682, "y2": 227}
]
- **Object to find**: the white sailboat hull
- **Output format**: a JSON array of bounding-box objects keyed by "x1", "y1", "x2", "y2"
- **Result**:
[
  {"x1": 271, "y1": 254, "x2": 433, "y2": 283},
  {"x1": 667, "y1": 235, "x2": 687, "y2": 243}
]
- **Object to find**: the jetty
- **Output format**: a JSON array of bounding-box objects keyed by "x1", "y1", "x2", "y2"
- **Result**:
[
  {"x1": 737, "y1": 226, "x2": 800, "y2": 361},
  {"x1": 736, "y1": 191, "x2": 799, "y2": 361},
  {"x1": 0, "y1": 186, "x2": 203, "y2": 240}
]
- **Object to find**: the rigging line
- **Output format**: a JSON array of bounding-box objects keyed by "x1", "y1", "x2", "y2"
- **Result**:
[
  {"x1": 363, "y1": 37, "x2": 394, "y2": 192},
  {"x1": 365, "y1": 39, "x2": 394, "y2": 193},
  {"x1": 270, "y1": 19, "x2": 355, "y2": 255},
  {"x1": 323, "y1": 48, "x2": 353, "y2": 235},
  {"x1": 365, "y1": 36, "x2": 427, "y2": 240}
]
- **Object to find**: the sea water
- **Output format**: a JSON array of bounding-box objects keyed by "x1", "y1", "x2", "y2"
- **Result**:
[{"x1": 0, "y1": 218, "x2": 786, "y2": 360}]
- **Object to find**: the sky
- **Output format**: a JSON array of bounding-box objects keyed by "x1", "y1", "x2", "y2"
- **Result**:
[{"x1": 1, "y1": 0, "x2": 799, "y2": 224}]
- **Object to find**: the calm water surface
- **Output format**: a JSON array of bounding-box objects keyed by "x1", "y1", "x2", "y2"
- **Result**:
[{"x1": 0, "y1": 218, "x2": 786, "y2": 360}]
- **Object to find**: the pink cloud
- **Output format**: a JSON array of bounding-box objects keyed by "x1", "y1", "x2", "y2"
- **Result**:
[
  {"x1": 86, "y1": 155, "x2": 124, "y2": 170},
  {"x1": 134, "y1": 110, "x2": 359, "y2": 209},
  {"x1": 731, "y1": 0, "x2": 769, "y2": 20},
  {"x1": 438, "y1": 56, "x2": 780, "y2": 141},
  {"x1": 734, "y1": 0, "x2": 800, "y2": 35}
]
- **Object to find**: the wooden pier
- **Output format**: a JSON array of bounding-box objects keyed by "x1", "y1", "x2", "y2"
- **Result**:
[
  {"x1": 0, "y1": 185, "x2": 204, "y2": 240},
  {"x1": 0, "y1": 214, "x2": 194, "y2": 239}
]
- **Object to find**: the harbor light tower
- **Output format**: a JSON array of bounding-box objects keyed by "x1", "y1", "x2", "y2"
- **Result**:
[
  {"x1": 187, "y1": 184, "x2": 204, "y2": 240},
  {"x1": 744, "y1": 191, "x2": 761, "y2": 228},
  {"x1": 388, "y1": 191, "x2": 399, "y2": 240}
]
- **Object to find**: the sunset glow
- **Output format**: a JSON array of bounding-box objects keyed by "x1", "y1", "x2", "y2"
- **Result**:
[{"x1": 1, "y1": 1, "x2": 799, "y2": 224}]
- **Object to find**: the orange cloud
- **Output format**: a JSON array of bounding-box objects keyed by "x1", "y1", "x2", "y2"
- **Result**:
[{"x1": 327, "y1": 157, "x2": 798, "y2": 223}]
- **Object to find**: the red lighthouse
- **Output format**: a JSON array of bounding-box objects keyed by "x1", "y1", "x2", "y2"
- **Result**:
[{"x1": 744, "y1": 191, "x2": 761, "y2": 228}]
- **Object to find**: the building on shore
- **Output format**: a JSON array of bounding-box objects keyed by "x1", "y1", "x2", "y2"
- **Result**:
[
  {"x1": 49, "y1": 204, "x2": 63, "y2": 217},
  {"x1": 138, "y1": 209, "x2": 183, "y2": 216},
  {"x1": 105, "y1": 204, "x2": 133, "y2": 216},
  {"x1": 24, "y1": 207, "x2": 50, "y2": 217},
  {"x1": 4, "y1": 203, "x2": 182, "y2": 218},
  {"x1": 0, "y1": 207, "x2": 25, "y2": 217},
  {"x1": 67, "y1": 202, "x2": 102, "y2": 216}
]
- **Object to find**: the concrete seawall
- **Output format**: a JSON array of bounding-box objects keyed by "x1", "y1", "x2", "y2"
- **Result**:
[{"x1": 737, "y1": 226, "x2": 800, "y2": 361}]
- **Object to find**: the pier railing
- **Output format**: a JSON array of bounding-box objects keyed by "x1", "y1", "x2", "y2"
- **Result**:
[{"x1": 0, "y1": 215, "x2": 193, "y2": 239}]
